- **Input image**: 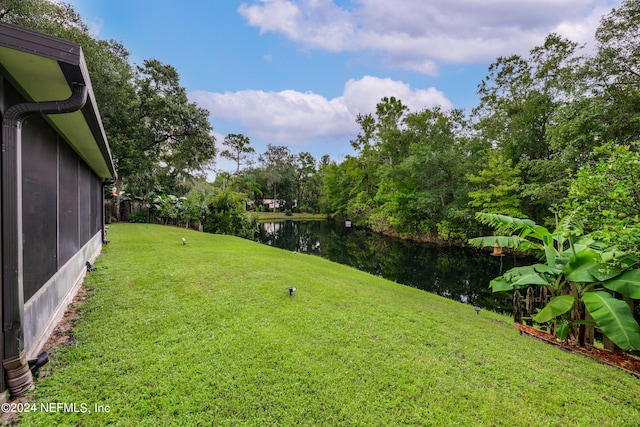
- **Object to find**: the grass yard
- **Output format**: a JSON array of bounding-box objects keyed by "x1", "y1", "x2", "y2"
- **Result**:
[{"x1": 19, "y1": 224, "x2": 640, "y2": 426}]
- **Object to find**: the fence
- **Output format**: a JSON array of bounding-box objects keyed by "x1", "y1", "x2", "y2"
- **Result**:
[{"x1": 104, "y1": 199, "x2": 186, "y2": 227}]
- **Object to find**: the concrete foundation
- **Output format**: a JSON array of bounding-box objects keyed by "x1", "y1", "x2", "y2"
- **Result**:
[{"x1": 23, "y1": 231, "x2": 102, "y2": 359}]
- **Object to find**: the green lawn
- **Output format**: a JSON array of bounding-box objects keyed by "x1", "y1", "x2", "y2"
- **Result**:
[{"x1": 19, "y1": 224, "x2": 640, "y2": 426}]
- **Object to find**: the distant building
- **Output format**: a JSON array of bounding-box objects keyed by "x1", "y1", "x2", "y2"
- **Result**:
[
  {"x1": 0, "y1": 22, "x2": 115, "y2": 399},
  {"x1": 261, "y1": 199, "x2": 296, "y2": 210}
]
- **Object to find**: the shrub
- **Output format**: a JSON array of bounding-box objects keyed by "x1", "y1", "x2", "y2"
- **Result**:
[
  {"x1": 203, "y1": 190, "x2": 257, "y2": 238},
  {"x1": 129, "y1": 211, "x2": 148, "y2": 223}
]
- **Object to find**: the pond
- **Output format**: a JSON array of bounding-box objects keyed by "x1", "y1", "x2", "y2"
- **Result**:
[{"x1": 255, "y1": 220, "x2": 522, "y2": 314}]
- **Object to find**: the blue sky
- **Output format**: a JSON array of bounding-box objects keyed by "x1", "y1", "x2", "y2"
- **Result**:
[{"x1": 64, "y1": 0, "x2": 622, "y2": 173}]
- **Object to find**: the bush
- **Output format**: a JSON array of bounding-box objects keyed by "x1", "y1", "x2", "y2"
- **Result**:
[
  {"x1": 285, "y1": 209, "x2": 293, "y2": 216},
  {"x1": 203, "y1": 190, "x2": 257, "y2": 238},
  {"x1": 129, "y1": 211, "x2": 148, "y2": 223}
]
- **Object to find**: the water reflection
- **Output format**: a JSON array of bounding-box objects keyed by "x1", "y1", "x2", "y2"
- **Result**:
[{"x1": 255, "y1": 221, "x2": 519, "y2": 313}]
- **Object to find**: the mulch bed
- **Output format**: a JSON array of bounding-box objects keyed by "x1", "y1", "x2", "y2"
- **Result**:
[{"x1": 515, "y1": 323, "x2": 640, "y2": 378}]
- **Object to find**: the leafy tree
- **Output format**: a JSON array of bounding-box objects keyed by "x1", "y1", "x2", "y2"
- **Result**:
[
  {"x1": 562, "y1": 142, "x2": 640, "y2": 253},
  {"x1": 294, "y1": 152, "x2": 317, "y2": 212},
  {"x1": 258, "y1": 145, "x2": 294, "y2": 211},
  {"x1": 130, "y1": 59, "x2": 215, "y2": 183},
  {"x1": 375, "y1": 107, "x2": 470, "y2": 238},
  {"x1": 107, "y1": 59, "x2": 217, "y2": 218},
  {"x1": 473, "y1": 34, "x2": 583, "y2": 224},
  {"x1": 545, "y1": 3, "x2": 640, "y2": 178},
  {"x1": 182, "y1": 181, "x2": 216, "y2": 230},
  {"x1": 350, "y1": 113, "x2": 378, "y2": 196},
  {"x1": 347, "y1": 98, "x2": 409, "y2": 208},
  {"x1": 152, "y1": 194, "x2": 184, "y2": 224},
  {"x1": 467, "y1": 150, "x2": 524, "y2": 218},
  {"x1": 372, "y1": 97, "x2": 410, "y2": 166},
  {"x1": 0, "y1": 0, "x2": 86, "y2": 37},
  {"x1": 322, "y1": 157, "x2": 355, "y2": 219},
  {"x1": 588, "y1": 0, "x2": 640, "y2": 145},
  {"x1": 203, "y1": 190, "x2": 257, "y2": 238},
  {"x1": 220, "y1": 133, "x2": 255, "y2": 174},
  {"x1": 234, "y1": 173, "x2": 262, "y2": 208}
]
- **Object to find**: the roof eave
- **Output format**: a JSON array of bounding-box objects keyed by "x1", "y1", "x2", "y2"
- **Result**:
[{"x1": 0, "y1": 21, "x2": 116, "y2": 180}]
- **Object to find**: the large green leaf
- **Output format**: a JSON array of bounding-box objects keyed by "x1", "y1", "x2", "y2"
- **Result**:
[
  {"x1": 490, "y1": 277, "x2": 514, "y2": 292},
  {"x1": 603, "y1": 268, "x2": 640, "y2": 299},
  {"x1": 544, "y1": 247, "x2": 556, "y2": 268},
  {"x1": 530, "y1": 225, "x2": 552, "y2": 239},
  {"x1": 555, "y1": 321, "x2": 569, "y2": 340},
  {"x1": 590, "y1": 253, "x2": 638, "y2": 281},
  {"x1": 468, "y1": 235, "x2": 530, "y2": 249},
  {"x1": 475, "y1": 213, "x2": 537, "y2": 230},
  {"x1": 564, "y1": 246, "x2": 600, "y2": 283},
  {"x1": 490, "y1": 264, "x2": 559, "y2": 292},
  {"x1": 583, "y1": 291, "x2": 640, "y2": 351},
  {"x1": 533, "y1": 295, "x2": 575, "y2": 323},
  {"x1": 474, "y1": 213, "x2": 547, "y2": 241}
]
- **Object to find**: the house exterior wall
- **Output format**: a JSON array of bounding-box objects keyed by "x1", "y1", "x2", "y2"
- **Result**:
[
  {"x1": 24, "y1": 232, "x2": 101, "y2": 358},
  {"x1": 1, "y1": 76, "x2": 106, "y2": 359}
]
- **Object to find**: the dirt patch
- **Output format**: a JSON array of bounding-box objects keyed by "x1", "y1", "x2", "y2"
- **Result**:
[
  {"x1": 41, "y1": 284, "x2": 88, "y2": 353},
  {"x1": 0, "y1": 283, "x2": 89, "y2": 426},
  {"x1": 515, "y1": 323, "x2": 640, "y2": 378}
]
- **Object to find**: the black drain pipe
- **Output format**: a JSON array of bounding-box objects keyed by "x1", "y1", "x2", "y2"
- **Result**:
[{"x1": 1, "y1": 83, "x2": 88, "y2": 397}]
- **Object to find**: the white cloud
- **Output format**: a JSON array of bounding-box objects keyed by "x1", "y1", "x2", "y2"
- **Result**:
[
  {"x1": 341, "y1": 76, "x2": 452, "y2": 115},
  {"x1": 239, "y1": 0, "x2": 356, "y2": 52},
  {"x1": 190, "y1": 76, "x2": 451, "y2": 147},
  {"x1": 238, "y1": 0, "x2": 622, "y2": 75}
]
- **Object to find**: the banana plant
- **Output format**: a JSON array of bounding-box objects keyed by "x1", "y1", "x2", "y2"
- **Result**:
[{"x1": 469, "y1": 213, "x2": 640, "y2": 351}]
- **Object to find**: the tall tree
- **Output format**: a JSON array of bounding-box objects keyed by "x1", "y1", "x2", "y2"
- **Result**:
[
  {"x1": 220, "y1": 133, "x2": 255, "y2": 173},
  {"x1": 381, "y1": 107, "x2": 470, "y2": 237},
  {"x1": 473, "y1": 34, "x2": 583, "y2": 224},
  {"x1": 586, "y1": 0, "x2": 640, "y2": 145},
  {"x1": 117, "y1": 59, "x2": 216, "y2": 198},
  {"x1": 0, "y1": 0, "x2": 86, "y2": 37},
  {"x1": 258, "y1": 145, "x2": 294, "y2": 212},
  {"x1": 323, "y1": 157, "x2": 357, "y2": 219},
  {"x1": 466, "y1": 151, "x2": 524, "y2": 218},
  {"x1": 374, "y1": 97, "x2": 409, "y2": 166},
  {"x1": 294, "y1": 152, "x2": 316, "y2": 212}
]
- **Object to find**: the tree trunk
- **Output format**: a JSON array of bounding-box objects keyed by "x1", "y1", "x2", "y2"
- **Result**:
[
  {"x1": 273, "y1": 182, "x2": 277, "y2": 213},
  {"x1": 575, "y1": 297, "x2": 587, "y2": 347}
]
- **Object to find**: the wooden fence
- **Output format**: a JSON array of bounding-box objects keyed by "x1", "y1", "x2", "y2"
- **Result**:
[{"x1": 104, "y1": 199, "x2": 184, "y2": 227}]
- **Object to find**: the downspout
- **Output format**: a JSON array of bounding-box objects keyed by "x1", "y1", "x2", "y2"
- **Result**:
[
  {"x1": 1, "y1": 83, "x2": 88, "y2": 397},
  {"x1": 101, "y1": 179, "x2": 108, "y2": 244}
]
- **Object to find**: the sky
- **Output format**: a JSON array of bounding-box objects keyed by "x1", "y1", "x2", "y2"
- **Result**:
[{"x1": 63, "y1": 0, "x2": 623, "y2": 174}]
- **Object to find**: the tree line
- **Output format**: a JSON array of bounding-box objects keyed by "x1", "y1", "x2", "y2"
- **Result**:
[
  {"x1": 227, "y1": 0, "x2": 640, "y2": 252},
  {"x1": 322, "y1": 0, "x2": 640, "y2": 249},
  {"x1": 3, "y1": 0, "x2": 640, "y2": 251}
]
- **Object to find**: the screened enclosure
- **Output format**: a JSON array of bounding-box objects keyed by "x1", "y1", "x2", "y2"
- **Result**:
[{"x1": 0, "y1": 21, "x2": 115, "y2": 398}]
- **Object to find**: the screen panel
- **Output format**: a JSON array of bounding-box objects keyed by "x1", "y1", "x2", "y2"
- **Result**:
[
  {"x1": 78, "y1": 161, "x2": 92, "y2": 245},
  {"x1": 58, "y1": 140, "x2": 79, "y2": 267},
  {"x1": 22, "y1": 116, "x2": 58, "y2": 301}
]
